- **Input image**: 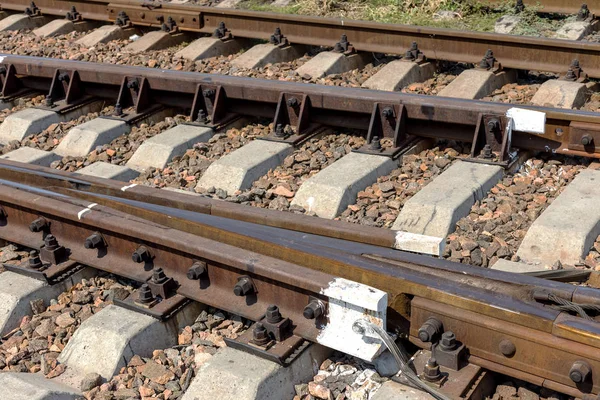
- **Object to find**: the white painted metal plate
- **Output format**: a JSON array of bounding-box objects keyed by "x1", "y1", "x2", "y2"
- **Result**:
[
  {"x1": 317, "y1": 278, "x2": 387, "y2": 361},
  {"x1": 393, "y1": 231, "x2": 444, "y2": 256},
  {"x1": 506, "y1": 108, "x2": 546, "y2": 134}
]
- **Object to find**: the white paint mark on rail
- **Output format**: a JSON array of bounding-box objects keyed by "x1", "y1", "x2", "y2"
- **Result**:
[
  {"x1": 120, "y1": 183, "x2": 137, "y2": 191},
  {"x1": 77, "y1": 203, "x2": 98, "y2": 220}
]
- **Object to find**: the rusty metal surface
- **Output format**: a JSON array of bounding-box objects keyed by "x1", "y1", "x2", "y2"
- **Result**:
[
  {"x1": 478, "y1": 0, "x2": 599, "y2": 15},
  {"x1": 2, "y1": 54, "x2": 600, "y2": 159},
  {"x1": 0, "y1": 1, "x2": 599, "y2": 76}
]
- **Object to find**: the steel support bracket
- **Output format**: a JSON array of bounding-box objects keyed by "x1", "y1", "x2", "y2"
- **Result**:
[
  {"x1": 115, "y1": 291, "x2": 191, "y2": 321},
  {"x1": 354, "y1": 103, "x2": 413, "y2": 158},
  {"x1": 224, "y1": 323, "x2": 311, "y2": 367},
  {"x1": 3, "y1": 259, "x2": 83, "y2": 285},
  {"x1": 0, "y1": 64, "x2": 35, "y2": 102},
  {"x1": 35, "y1": 69, "x2": 97, "y2": 114},
  {"x1": 262, "y1": 92, "x2": 321, "y2": 145},
  {"x1": 103, "y1": 76, "x2": 164, "y2": 124},
  {"x1": 466, "y1": 113, "x2": 517, "y2": 169},
  {"x1": 187, "y1": 83, "x2": 238, "y2": 129}
]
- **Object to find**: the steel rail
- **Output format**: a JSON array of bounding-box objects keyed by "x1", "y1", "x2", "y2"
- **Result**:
[
  {"x1": 479, "y1": 0, "x2": 599, "y2": 14},
  {"x1": 2, "y1": 54, "x2": 600, "y2": 158},
  {"x1": 0, "y1": 0, "x2": 600, "y2": 76},
  {"x1": 0, "y1": 173, "x2": 599, "y2": 396}
]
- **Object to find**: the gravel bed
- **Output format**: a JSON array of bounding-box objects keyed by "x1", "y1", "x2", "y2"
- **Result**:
[
  {"x1": 0, "y1": 243, "x2": 32, "y2": 274},
  {"x1": 296, "y1": 352, "x2": 386, "y2": 400},
  {"x1": 195, "y1": 132, "x2": 367, "y2": 210},
  {"x1": 338, "y1": 143, "x2": 468, "y2": 228},
  {"x1": 582, "y1": 235, "x2": 600, "y2": 270},
  {"x1": 83, "y1": 308, "x2": 249, "y2": 400},
  {"x1": 134, "y1": 122, "x2": 270, "y2": 190},
  {"x1": 444, "y1": 156, "x2": 589, "y2": 268},
  {"x1": 0, "y1": 105, "x2": 115, "y2": 155},
  {"x1": 0, "y1": 275, "x2": 134, "y2": 377},
  {"x1": 50, "y1": 114, "x2": 187, "y2": 172},
  {"x1": 487, "y1": 379, "x2": 563, "y2": 400}
]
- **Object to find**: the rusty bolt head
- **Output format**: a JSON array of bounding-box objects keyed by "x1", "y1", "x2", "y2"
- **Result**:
[
  {"x1": 418, "y1": 318, "x2": 443, "y2": 343},
  {"x1": 274, "y1": 123, "x2": 285, "y2": 137},
  {"x1": 265, "y1": 304, "x2": 282, "y2": 324},
  {"x1": 84, "y1": 232, "x2": 104, "y2": 249},
  {"x1": 29, "y1": 217, "x2": 48, "y2": 233},
  {"x1": 44, "y1": 234, "x2": 59, "y2": 251},
  {"x1": 203, "y1": 89, "x2": 215, "y2": 98},
  {"x1": 138, "y1": 284, "x2": 154, "y2": 304},
  {"x1": 28, "y1": 250, "x2": 43, "y2": 270},
  {"x1": 499, "y1": 339, "x2": 516, "y2": 357},
  {"x1": 570, "y1": 361, "x2": 591, "y2": 383},
  {"x1": 187, "y1": 261, "x2": 207, "y2": 280},
  {"x1": 233, "y1": 276, "x2": 254, "y2": 296},
  {"x1": 126, "y1": 80, "x2": 139, "y2": 90},
  {"x1": 581, "y1": 134, "x2": 594, "y2": 146},
  {"x1": 58, "y1": 73, "x2": 70, "y2": 82},
  {"x1": 287, "y1": 97, "x2": 299, "y2": 107},
  {"x1": 44, "y1": 95, "x2": 54, "y2": 107},
  {"x1": 252, "y1": 322, "x2": 270, "y2": 346},
  {"x1": 152, "y1": 267, "x2": 168, "y2": 284},
  {"x1": 132, "y1": 246, "x2": 151, "y2": 263},
  {"x1": 382, "y1": 107, "x2": 394, "y2": 118},
  {"x1": 423, "y1": 358, "x2": 442, "y2": 382},
  {"x1": 369, "y1": 136, "x2": 382, "y2": 151},
  {"x1": 303, "y1": 300, "x2": 324, "y2": 319},
  {"x1": 440, "y1": 331, "x2": 457, "y2": 350}
]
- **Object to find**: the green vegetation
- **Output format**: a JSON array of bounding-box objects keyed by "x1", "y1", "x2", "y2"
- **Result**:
[{"x1": 237, "y1": 0, "x2": 569, "y2": 35}]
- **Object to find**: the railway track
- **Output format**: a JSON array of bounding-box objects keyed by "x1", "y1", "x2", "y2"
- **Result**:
[{"x1": 0, "y1": 1, "x2": 598, "y2": 399}]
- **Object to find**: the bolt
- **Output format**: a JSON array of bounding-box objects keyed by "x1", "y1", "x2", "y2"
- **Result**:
[
  {"x1": 132, "y1": 246, "x2": 151, "y2": 263},
  {"x1": 233, "y1": 276, "x2": 254, "y2": 296},
  {"x1": 274, "y1": 123, "x2": 285, "y2": 137},
  {"x1": 440, "y1": 331, "x2": 457, "y2": 351},
  {"x1": 265, "y1": 304, "x2": 282, "y2": 324},
  {"x1": 44, "y1": 234, "x2": 59, "y2": 251},
  {"x1": 382, "y1": 107, "x2": 394, "y2": 118},
  {"x1": 417, "y1": 317, "x2": 443, "y2": 343},
  {"x1": 581, "y1": 134, "x2": 594, "y2": 146},
  {"x1": 481, "y1": 144, "x2": 493, "y2": 159},
  {"x1": 127, "y1": 80, "x2": 139, "y2": 90},
  {"x1": 570, "y1": 361, "x2": 591, "y2": 383},
  {"x1": 58, "y1": 73, "x2": 70, "y2": 83},
  {"x1": 114, "y1": 103, "x2": 123, "y2": 116},
  {"x1": 287, "y1": 97, "x2": 299, "y2": 107},
  {"x1": 28, "y1": 250, "x2": 43, "y2": 270},
  {"x1": 423, "y1": 358, "x2": 442, "y2": 382},
  {"x1": 303, "y1": 300, "x2": 324, "y2": 319},
  {"x1": 203, "y1": 89, "x2": 215, "y2": 98},
  {"x1": 29, "y1": 217, "x2": 48, "y2": 233},
  {"x1": 369, "y1": 136, "x2": 382, "y2": 151},
  {"x1": 84, "y1": 232, "x2": 105, "y2": 249},
  {"x1": 138, "y1": 284, "x2": 154, "y2": 304},
  {"x1": 187, "y1": 261, "x2": 207, "y2": 280},
  {"x1": 196, "y1": 109, "x2": 208, "y2": 123},
  {"x1": 499, "y1": 339, "x2": 516, "y2": 357},
  {"x1": 339, "y1": 34, "x2": 348, "y2": 44},
  {"x1": 44, "y1": 95, "x2": 54, "y2": 107},
  {"x1": 252, "y1": 322, "x2": 270, "y2": 346},
  {"x1": 152, "y1": 267, "x2": 168, "y2": 284},
  {"x1": 565, "y1": 68, "x2": 577, "y2": 81}
]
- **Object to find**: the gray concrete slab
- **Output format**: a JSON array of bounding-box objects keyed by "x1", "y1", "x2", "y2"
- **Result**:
[
  {"x1": 530, "y1": 80, "x2": 589, "y2": 109},
  {"x1": 0, "y1": 14, "x2": 51, "y2": 31},
  {"x1": 215, "y1": 0, "x2": 242, "y2": 7},
  {"x1": 175, "y1": 37, "x2": 245, "y2": 61},
  {"x1": 33, "y1": 19, "x2": 97, "y2": 37},
  {"x1": 494, "y1": 15, "x2": 520, "y2": 34},
  {"x1": 362, "y1": 60, "x2": 435, "y2": 91},
  {"x1": 490, "y1": 259, "x2": 548, "y2": 273},
  {"x1": 291, "y1": 152, "x2": 396, "y2": 219},
  {"x1": 58, "y1": 302, "x2": 201, "y2": 380},
  {"x1": 517, "y1": 169, "x2": 600, "y2": 267},
  {"x1": 54, "y1": 117, "x2": 130, "y2": 157},
  {"x1": 76, "y1": 25, "x2": 134, "y2": 47},
  {"x1": 182, "y1": 345, "x2": 330, "y2": 400},
  {"x1": 392, "y1": 161, "x2": 503, "y2": 256},
  {"x1": 371, "y1": 380, "x2": 433, "y2": 400},
  {"x1": 296, "y1": 51, "x2": 370, "y2": 79},
  {"x1": 437, "y1": 69, "x2": 517, "y2": 99},
  {"x1": 0, "y1": 372, "x2": 81, "y2": 400},
  {"x1": 196, "y1": 139, "x2": 293, "y2": 195},
  {"x1": 124, "y1": 31, "x2": 187, "y2": 53},
  {"x1": 0, "y1": 103, "x2": 102, "y2": 144},
  {"x1": 556, "y1": 21, "x2": 592, "y2": 40},
  {"x1": 0, "y1": 147, "x2": 61, "y2": 166},
  {"x1": 77, "y1": 161, "x2": 140, "y2": 181},
  {"x1": 231, "y1": 43, "x2": 306, "y2": 69},
  {"x1": 127, "y1": 124, "x2": 214, "y2": 171},
  {"x1": 0, "y1": 268, "x2": 94, "y2": 336}
]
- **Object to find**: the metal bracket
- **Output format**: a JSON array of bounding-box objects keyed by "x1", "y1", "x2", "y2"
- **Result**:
[
  {"x1": 568, "y1": 121, "x2": 600, "y2": 152},
  {"x1": 269, "y1": 27, "x2": 289, "y2": 47},
  {"x1": 332, "y1": 34, "x2": 355, "y2": 55},
  {"x1": 402, "y1": 41, "x2": 427, "y2": 65},
  {"x1": 0, "y1": 64, "x2": 35, "y2": 102},
  {"x1": 114, "y1": 10, "x2": 132, "y2": 27},
  {"x1": 160, "y1": 16, "x2": 178, "y2": 34},
  {"x1": 188, "y1": 83, "x2": 238, "y2": 129},
  {"x1": 262, "y1": 92, "x2": 320, "y2": 145},
  {"x1": 213, "y1": 21, "x2": 232, "y2": 41},
  {"x1": 65, "y1": 5, "x2": 82, "y2": 22},
  {"x1": 104, "y1": 76, "x2": 164, "y2": 124},
  {"x1": 24, "y1": 1, "x2": 41, "y2": 17},
  {"x1": 146, "y1": 267, "x2": 178, "y2": 300},
  {"x1": 562, "y1": 59, "x2": 588, "y2": 83},
  {"x1": 466, "y1": 113, "x2": 517, "y2": 169},
  {"x1": 224, "y1": 323, "x2": 310, "y2": 366},
  {"x1": 35, "y1": 69, "x2": 97, "y2": 114},
  {"x1": 354, "y1": 103, "x2": 414, "y2": 158},
  {"x1": 476, "y1": 50, "x2": 502, "y2": 74},
  {"x1": 115, "y1": 291, "x2": 190, "y2": 321},
  {"x1": 3, "y1": 259, "x2": 83, "y2": 285},
  {"x1": 577, "y1": 3, "x2": 594, "y2": 22}
]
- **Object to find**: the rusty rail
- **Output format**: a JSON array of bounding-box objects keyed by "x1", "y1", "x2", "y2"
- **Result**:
[
  {"x1": 0, "y1": 167, "x2": 598, "y2": 397},
  {"x1": 2, "y1": 54, "x2": 600, "y2": 159},
  {"x1": 0, "y1": 0, "x2": 600, "y2": 76}
]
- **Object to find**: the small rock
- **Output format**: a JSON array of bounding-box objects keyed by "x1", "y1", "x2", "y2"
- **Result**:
[{"x1": 81, "y1": 372, "x2": 103, "y2": 391}]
